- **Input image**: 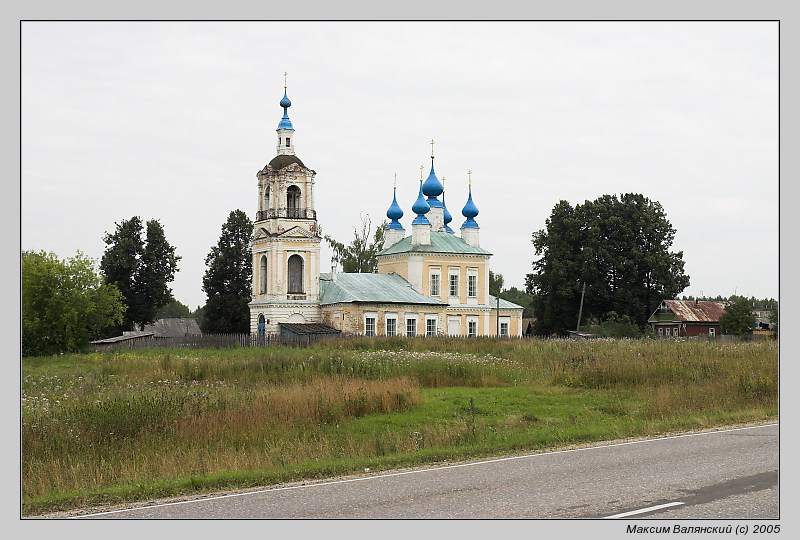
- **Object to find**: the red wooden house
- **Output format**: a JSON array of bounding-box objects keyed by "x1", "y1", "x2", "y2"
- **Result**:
[{"x1": 647, "y1": 300, "x2": 728, "y2": 338}]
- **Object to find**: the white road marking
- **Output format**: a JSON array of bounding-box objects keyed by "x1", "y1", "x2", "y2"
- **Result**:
[
  {"x1": 72, "y1": 423, "x2": 777, "y2": 518},
  {"x1": 604, "y1": 501, "x2": 685, "y2": 519}
]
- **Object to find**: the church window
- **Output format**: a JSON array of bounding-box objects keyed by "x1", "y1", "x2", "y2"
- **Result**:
[
  {"x1": 287, "y1": 185, "x2": 301, "y2": 215},
  {"x1": 499, "y1": 317, "x2": 510, "y2": 337},
  {"x1": 263, "y1": 185, "x2": 270, "y2": 211},
  {"x1": 425, "y1": 316, "x2": 438, "y2": 336},
  {"x1": 287, "y1": 254, "x2": 304, "y2": 294},
  {"x1": 429, "y1": 271, "x2": 441, "y2": 297},
  {"x1": 364, "y1": 313, "x2": 377, "y2": 337},
  {"x1": 467, "y1": 319, "x2": 478, "y2": 337},
  {"x1": 385, "y1": 314, "x2": 397, "y2": 336},
  {"x1": 259, "y1": 255, "x2": 267, "y2": 294},
  {"x1": 406, "y1": 316, "x2": 417, "y2": 337},
  {"x1": 286, "y1": 137, "x2": 291, "y2": 147},
  {"x1": 449, "y1": 273, "x2": 459, "y2": 298},
  {"x1": 468, "y1": 274, "x2": 478, "y2": 297}
]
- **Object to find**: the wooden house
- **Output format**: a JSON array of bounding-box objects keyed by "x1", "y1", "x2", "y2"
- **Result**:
[{"x1": 647, "y1": 300, "x2": 727, "y2": 338}]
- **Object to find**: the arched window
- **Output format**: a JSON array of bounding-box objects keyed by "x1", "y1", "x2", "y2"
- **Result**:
[
  {"x1": 263, "y1": 185, "x2": 270, "y2": 212},
  {"x1": 287, "y1": 254, "x2": 304, "y2": 294},
  {"x1": 257, "y1": 314, "x2": 265, "y2": 337},
  {"x1": 259, "y1": 255, "x2": 267, "y2": 294},
  {"x1": 287, "y1": 185, "x2": 301, "y2": 216}
]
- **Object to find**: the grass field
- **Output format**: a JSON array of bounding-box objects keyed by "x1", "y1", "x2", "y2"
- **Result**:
[{"x1": 21, "y1": 337, "x2": 778, "y2": 515}]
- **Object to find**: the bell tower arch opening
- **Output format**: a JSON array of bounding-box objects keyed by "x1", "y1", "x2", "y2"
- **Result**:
[
  {"x1": 287, "y1": 185, "x2": 301, "y2": 216},
  {"x1": 287, "y1": 254, "x2": 305, "y2": 294},
  {"x1": 259, "y1": 255, "x2": 267, "y2": 294}
]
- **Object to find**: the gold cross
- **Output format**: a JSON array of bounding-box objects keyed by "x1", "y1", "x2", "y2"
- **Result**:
[
  {"x1": 420, "y1": 164, "x2": 424, "y2": 181},
  {"x1": 393, "y1": 172, "x2": 397, "y2": 189},
  {"x1": 284, "y1": 71, "x2": 288, "y2": 88},
  {"x1": 441, "y1": 176, "x2": 446, "y2": 192},
  {"x1": 468, "y1": 170, "x2": 472, "y2": 186},
  {"x1": 430, "y1": 138, "x2": 435, "y2": 158}
]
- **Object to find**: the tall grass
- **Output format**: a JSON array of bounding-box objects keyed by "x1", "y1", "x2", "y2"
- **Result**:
[{"x1": 21, "y1": 337, "x2": 777, "y2": 514}]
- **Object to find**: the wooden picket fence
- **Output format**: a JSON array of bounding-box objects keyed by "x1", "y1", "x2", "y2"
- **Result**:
[
  {"x1": 93, "y1": 331, "x2": 533, "y2": 352},
  {"x1": 95, "y1": 333, "x2": 326, "y2": 352}
]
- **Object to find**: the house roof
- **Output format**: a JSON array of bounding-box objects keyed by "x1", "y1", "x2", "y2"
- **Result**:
[
  {"x1": 320, "y1": 272, "x2": 448, "y2": 306},
  {"x1": 488, "y1": 295, "x2": 525, "y2": 311},
  {"x1": 90, "y1": 332, "x2": 155, "y2": 344},
  {"x1": 143, "y1": 318, "x2": 202, "y2": 337},
  {"x1": 649, "y1": 300, "x2": 728, "y2": 323},
  {"x1": 377, "y1": 231, "x2": 491, "y2": 256},
  {"x1": 279, "y1": 323, "x2": 340, "y2": 335}
]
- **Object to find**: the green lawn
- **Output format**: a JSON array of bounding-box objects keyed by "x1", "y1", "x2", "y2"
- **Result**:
[{"x1": 21, "y1": 337, "x2": 778, "y2": 515}]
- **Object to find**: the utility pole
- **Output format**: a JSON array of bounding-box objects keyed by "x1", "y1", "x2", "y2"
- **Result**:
[
  {"x1": 496, "y1": 296, "x2": 500, "y2": 337},
  {"x1": 576, "y1": 282, "x2": 586, "y2": 332}
]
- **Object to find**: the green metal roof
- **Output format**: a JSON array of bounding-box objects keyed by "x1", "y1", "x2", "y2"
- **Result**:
[
  {"x1": 320, "y1": 273, "x2": 447, "y2": 306},
  {"x1": 377, "y1": 231, "x2": 492, "y2": 256},
  {"x1": 488, "y1": 295, "x2": 525, "y2": 311}
]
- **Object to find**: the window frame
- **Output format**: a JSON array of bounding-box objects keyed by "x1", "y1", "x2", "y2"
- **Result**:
[
  {"x1": 467, "y1": 273, "x2": 478, "y2": 298},
  {"x1": 385, "y1": 314, "x2": 398, "y2": 337},
  {"x1": 499, "y1": 320, "x2": 509, "y2": 337},
  {"x1": 425, "y1": 315, "x2": 438, "y2": 337},
  {"x1": 449, "y1": 272, "x2": 459, "y2": 298},
  {"x1": 406, "y1": 315, "x2": 418, "y2": 337},
  {"x1": 429, "y1": 270, "x2": 441, "y2": 297},
  {"x1": 467, "y1": 318, "x2": 478, "y2": 337},
  {"x1": 364, "y1": 313, "x2": 377, "y2": 337}
]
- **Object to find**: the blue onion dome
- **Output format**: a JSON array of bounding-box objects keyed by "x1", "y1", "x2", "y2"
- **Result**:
[
  {"x1": 277, "y1": 88, "x2": 294, "y2": 130},
  {"x1": 442, "y1": 190, "x2": 454, "y2": 234},
  {"x1": 422, "y1": 159, "x2": 444, "y2": 207},
  {"x1": 412, "y1": 180, "x2": 431, "y2": 225},
  {"x1": 280, "y1": 89, "x2": 292, "y2": 109},
  {"x1": 461, "y1": 184, "x2": 480, "y2": 229},
  {"x1": 386, "y1": 187, "x2": 404, "y2": 230}
]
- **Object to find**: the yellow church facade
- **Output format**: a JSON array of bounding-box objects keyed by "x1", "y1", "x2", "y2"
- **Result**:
[{"x1": 248, "y1": 82, "x2": 523, "y2": 337}]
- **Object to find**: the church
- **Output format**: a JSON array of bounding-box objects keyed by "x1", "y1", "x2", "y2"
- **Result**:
[{"x1": 248, "y1": 82, "x2": 523, "y2": 338}]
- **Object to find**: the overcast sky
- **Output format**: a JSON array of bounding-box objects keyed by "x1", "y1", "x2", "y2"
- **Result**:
[{"x1": 21, "y1": 21, "x2": 778, "y2": 311}]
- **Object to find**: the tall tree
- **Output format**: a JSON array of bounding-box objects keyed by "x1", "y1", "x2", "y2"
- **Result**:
[
  {"x1": 498, "y1": 286, "x2": 535, "y2": 318},
  {"x1": 201, "y1": 210, "x2": 253, "y2": 334},
  {"x1": 155, "y1": 298, "x2": 192, "y2": 319},
  {"x1": 324, "y1": 214, "x2": 386, "y2": 273},
  {"x1": 526, "y1": 194, "x2": 689, "y2": 335},
  {"x1": 22, "y1": 250, "x2": 125, "y2": 356},
  {"x1": 720, "y1": 298, "x2": 757, "y2": 336},
  {"x1": 489, "y1": 271, "x2": 504, "y2": 296},
  {"x1": 100, "y1": 216, "x2": 180, "y2": 330}
]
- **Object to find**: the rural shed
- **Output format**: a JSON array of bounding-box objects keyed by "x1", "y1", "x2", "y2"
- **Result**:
[
  {"x1": 90, "y1": 331, "x2": 155, "y2": 351},
  {"x1": 648, "y1": 300, "x2": 727, "y2": 338},
  {"x1": 142, "y1": 318, "x2": 202, "y2": 337},
  {"x1": 278, "y1": 322, "x2": 341, "y2": 341}
]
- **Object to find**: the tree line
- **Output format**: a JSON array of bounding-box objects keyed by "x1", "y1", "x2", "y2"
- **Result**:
[
  {"x1": 21, "y1": 190, "x2": 774, "y2": 356},
  {"x1": 21, "y1": 210, "x2": 254, "y2": 356}
]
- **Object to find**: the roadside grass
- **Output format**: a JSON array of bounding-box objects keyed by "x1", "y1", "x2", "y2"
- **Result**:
[{"x1": 21, "y1": 338, "x2": 778, "y2": 515}]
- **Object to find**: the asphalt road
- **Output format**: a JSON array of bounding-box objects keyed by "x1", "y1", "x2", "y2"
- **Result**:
[{"x1": 76, "y1": 423, "x2": 778, "y2": 519}]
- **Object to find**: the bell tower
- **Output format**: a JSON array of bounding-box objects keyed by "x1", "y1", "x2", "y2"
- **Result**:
[{"x1": 249, "y1": 76, "x2": 322, "y2": 335}]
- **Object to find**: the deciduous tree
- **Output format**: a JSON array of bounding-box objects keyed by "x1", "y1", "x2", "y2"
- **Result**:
[
  {"x1": 720, "y1": 297, "x2": 757, "y2": 336},
  {"x1": 526, "y1": 194, "x2": 689, "y2": 335},
  {"x1": 489, "y1": 271, "x2": 504, "y2": 296},
  {"x1": 22, "y1": 250, "x2": 125, "y2": 356},
  {"x1": 324, "y1": 214, "x2": 386, "y2": 273}
]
